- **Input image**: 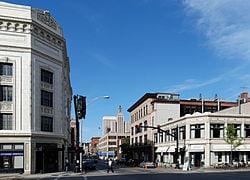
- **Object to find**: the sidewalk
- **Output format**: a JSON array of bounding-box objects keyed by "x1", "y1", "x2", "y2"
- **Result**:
[
  {"x1": 155, "y1": 166, "x2": 250, "y2": 173},
  {"x1": 0, "y1": 171, "x2": 79, "y2": 180}
]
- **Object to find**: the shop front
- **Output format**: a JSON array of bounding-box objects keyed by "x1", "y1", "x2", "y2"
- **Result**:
[
  {"x1": 35, "y1": 143, "x2": 62, "y2": 173},
  {"x1": 189, "y1": 144, "x2": 205, "y2": 167},
  {"x1": 0, "y1": 143, "x2": 24, "y2": 173}
]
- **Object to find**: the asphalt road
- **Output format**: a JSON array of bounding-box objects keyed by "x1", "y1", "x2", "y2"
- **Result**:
[
  {"x1": 2, "y1": 160, "x2": 250, "y2": 180},
  {"x1": 22, "y1": 171, "x2": 250, "y2": 180}
]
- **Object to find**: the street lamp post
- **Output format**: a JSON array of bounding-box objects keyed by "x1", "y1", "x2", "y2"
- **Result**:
[{"x1": 74, "y1": 95, "x2": 109, "y2": 172}]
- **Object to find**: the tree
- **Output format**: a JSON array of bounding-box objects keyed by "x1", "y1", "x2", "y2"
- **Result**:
[
  {"x1": 120, "y1": 138, "x2": 131, "y2": 160},
  {"x1": 224, "y1": 124, "x2": 244, "y2": 164}
]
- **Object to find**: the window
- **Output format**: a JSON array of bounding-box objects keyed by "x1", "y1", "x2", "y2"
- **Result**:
[
  {"x1": 0, "y1": 63, "x2": 12, "y2": 76},
  {"x1": 41, "y1": 90, "x2": 53, "y2": 107},
  {"x1": 234, "y1": 124, "x2": 241, "y2": 137},
  {"x1": 154, "y1": 133, "x2": 158, "y2": 143},
  {"x1": 41, "y1": 116, "x2": 53, "y2": 132},
  {"x1": 144, "y1": 135, "x2": 148, "y2": 145},
  {"x1": 171, "y1": 128, "x2": 177, "y2": 141},
  {"x1": 164, "y1": 130, "x2": 170, "y2": 142},
  {"x1": 139, "y1": 136, "x2": 142, "y2": 145},
  {"x1": 245, "y1": 125, "x2": 250, "y2": 138},
  {"x1": 139, "y1": 122, "x2": 142, "y2": 132},
  {"x1": 179, "y1": 126, "x2": 186, "y2": 140},
  {"x1": 159, "y1": 132, "x2": 163, "y2": 143},
  {"x1": 0, "y1": 114, "x2": 13, "y2": 130},
  {"x1": 0, "y1": 86, "x2": 12, "y2": 101},
  {"x1": 144, "y1": 120, "x2": 148, "y2": 131},
  {"x1": 41, "y1": 69, "x2": 53, "y2": 84},
  {"x1": 190, "y1": 124, "x2": 205, "y2": 139},
  {"x1": 210, "y1": 124, "x2": 224, "y2": 138}
]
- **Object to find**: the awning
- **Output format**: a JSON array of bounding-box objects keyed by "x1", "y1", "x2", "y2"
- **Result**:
[
  {"x1": 211, "y1": 144, "x2": 231, "y2": 152},
  {"x1": 211, "y1": 144, "x2": 250, "y2": 152},
  {"x1": 189, "y1": 145, "x2": 204, "y2": 152},
  {"x1": 155, "y1": 146, "x2": 169, "y2": 153},
  {"x1": 236, "y1": 144, "x2": 250, "y2": 151},
  {"x1": 99, "y1": 151, "x2": 115, "y2": 156},
  {"x1": 167, "y1": 146, "x2": 176, "y2": 153}
]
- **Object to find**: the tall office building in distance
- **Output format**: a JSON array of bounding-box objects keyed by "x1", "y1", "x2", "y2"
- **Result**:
[{"x1": 98, "y1": 106, "x2": 130, "y2": 158}]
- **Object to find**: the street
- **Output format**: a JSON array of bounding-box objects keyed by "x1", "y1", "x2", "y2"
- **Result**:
[
  {"x1": 20, "y1": 171, "x2": 250, "y2": 180},
  {"x1": 8, "y1": 160, "x2": 250, "y2": 180}
]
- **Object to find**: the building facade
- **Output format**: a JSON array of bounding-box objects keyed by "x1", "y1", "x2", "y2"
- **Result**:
[
  {"x1": 128, "y1": 92, "x2": 237, "y2": 165},
  {"x1": 154, "y1": 102, "x2": 250, "y2": 169},
  {"x1": 98, "y1": 106, "x2": 130, "y2": 159},
  {"x1": 90, "y1": 137, "x2": 100, "y2": 155},
  {"x1": 0, "y1": 2, "x2": 72, "y2": 174}
]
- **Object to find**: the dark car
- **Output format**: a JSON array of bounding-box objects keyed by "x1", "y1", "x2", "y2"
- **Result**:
[
  {"x1": 116, "y1": 158, "x2": 126, "y2": 165},
  {"x1": 82, "y1": 159, "x2": 96, "y2": 170}
]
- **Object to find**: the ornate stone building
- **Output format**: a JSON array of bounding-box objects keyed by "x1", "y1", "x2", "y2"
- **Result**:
[{"x1": 0, "y1": 2, "x2": 72, "y2": 174}]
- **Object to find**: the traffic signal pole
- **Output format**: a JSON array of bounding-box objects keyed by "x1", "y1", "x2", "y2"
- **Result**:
[
  {"x1": 73, "y1": 95, "x2": 80, "y2": 172},
  {"x1": 73, "y1": 95, "x2": 86, "y2": 172}
]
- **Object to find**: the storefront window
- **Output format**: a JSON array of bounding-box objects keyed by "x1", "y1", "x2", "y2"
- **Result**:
[{"x1": 0, "y1": 144, "x2": 24, "y2": 173}]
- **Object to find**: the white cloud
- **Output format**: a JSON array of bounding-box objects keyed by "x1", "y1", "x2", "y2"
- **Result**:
[
  {"x1": 183, "y1": 0, "x2": 250, "y2": 61},
  {"x1": 165, "y1": 64, "x2": 244, "y2": 94},
  {"x1": 166, "y1": 76, "x2": 222, "y2": 93},
  {"x1": 91, "y1": 53, "x2": 114, "y2": 68}
]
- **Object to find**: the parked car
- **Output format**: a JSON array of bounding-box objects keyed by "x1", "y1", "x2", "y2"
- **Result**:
[
  {"x1": 82, "y1": 159, "x2": 96, "y2": 170},
  {"x1": 116, "y1": 158, "x2": 126, "y2": 165},
  {"x1": 139, "y1": 161, "x2": 156, "y2": 168}
]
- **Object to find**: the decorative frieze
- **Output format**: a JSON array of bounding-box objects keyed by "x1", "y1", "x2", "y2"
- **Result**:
[
  {"x1": 0, "y1": 102, "x2": 13, "y2": 112},
  {"x1": 41, "y1": 106, "x2": 53, "y2": 115},
  {"x1": 40, "y1": 82, "x2": 53, "y2": 91},
  {"x1": 0, "y1": 76, "x2": 13, "y2": 84},
  {"x1": 37, "y1": 10, "x2": 57, "y2": 30},
  {"x1": 0, "y1": 19, "x2": 63, "y2": 48},
  {"x1": 0, "y1": 20, "x2": 30, "y2": 33}
]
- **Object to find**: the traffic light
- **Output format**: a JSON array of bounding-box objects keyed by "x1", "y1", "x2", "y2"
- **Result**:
[
  {"x1": 135, "y1": 125, "x2": 140, "y2": 133},
  {"x1": 75, "y1": 145, "x2": 79, "y2": 152},
  {"x1": 157, "y1": 125, "x2": 161, "y2": 133},
  {"x1": 77, "y1": 96, "x2": 86, "y2": 119}
]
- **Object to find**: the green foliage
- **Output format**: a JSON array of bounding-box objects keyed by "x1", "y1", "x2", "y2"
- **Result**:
[
  {"x1": 224, "y1": 124, "x2": 244, "y2": 150},
  {"x1": 120, "y1": 137, "x2": 132, "y2": 159}
]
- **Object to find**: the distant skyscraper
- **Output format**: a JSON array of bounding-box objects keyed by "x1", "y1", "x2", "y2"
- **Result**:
[
  {"x1": 98, "y1": 106, "x2": 130, "y2": 158},
  {"x1": 103, "y1": 116, "x2": 117, "y2": 134},
  {"x1": 117, "y1": 105, "x2": 125, "y2": 133}
]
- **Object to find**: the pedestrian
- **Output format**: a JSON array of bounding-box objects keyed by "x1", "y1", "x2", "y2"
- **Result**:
[
  {"x1": 107, "y1": 158, "x2": 114, "y2": 173},
  {"x1": 155, "y1": 158, "x2": 159, "y2": 168},
  {"x1": 65, "y1": 158, "x2": 69, "y2": 172}
]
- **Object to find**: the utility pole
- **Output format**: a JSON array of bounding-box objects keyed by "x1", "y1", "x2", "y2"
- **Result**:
[{"x1": 175, "y1": 125, "x2": 179, "y2": 169}]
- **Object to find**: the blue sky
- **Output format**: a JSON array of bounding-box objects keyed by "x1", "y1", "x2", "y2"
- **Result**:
[{"x1": 3, "y1": 0, "x2": 250, "y2": 142}]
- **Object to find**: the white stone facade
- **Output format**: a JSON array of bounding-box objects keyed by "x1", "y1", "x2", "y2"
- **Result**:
[
  {"x1": 155, "y1": 103, "x2": 250, "y2": 169},
  {"x1": 0, "y1": 2, "x2": 72, "y2": 174}
]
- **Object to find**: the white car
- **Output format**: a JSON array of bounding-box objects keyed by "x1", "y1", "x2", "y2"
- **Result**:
[{"x1": 139, "y1": 161, "x2": 156, "y2": 168}]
